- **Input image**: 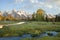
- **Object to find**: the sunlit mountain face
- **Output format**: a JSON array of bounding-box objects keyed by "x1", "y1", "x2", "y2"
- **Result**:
[
  {"x1": 2, "y1": 9, "x2": 31, "y2": 19},
  {"x1": 0, "y1": 0, "x2": 60, "y2": 15},
  {"x1": 11, "y1": 9, "x2": 29, "y2": 19}
]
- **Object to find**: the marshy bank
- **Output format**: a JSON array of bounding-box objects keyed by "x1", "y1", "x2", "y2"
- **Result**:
[
  {"x1": 0, "y1": 31, "x2": 59, "y2": 40},
  {"x1": 0, "y1": 31, "x2": 58, "y2": 40},
  {"x1": 0, "y1": 22, "x2": 60, "y2": 40}
]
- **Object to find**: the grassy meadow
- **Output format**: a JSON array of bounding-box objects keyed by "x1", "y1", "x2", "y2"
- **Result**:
[
  {"x1": 0, "y1": 21, "x2": 19, "y2": 25},
  {"x1": 0, "y1": 21, "x2": 60, "y2": 40}
]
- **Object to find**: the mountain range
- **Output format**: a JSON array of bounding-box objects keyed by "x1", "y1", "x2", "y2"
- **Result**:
[{"x1": 0, "y1": 9, "x2": 32, "y2": 19}]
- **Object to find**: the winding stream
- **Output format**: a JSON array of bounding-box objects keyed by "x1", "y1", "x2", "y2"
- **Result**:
[{"x1": 0, "y1": 31, "x2": 58, "y2": 40}]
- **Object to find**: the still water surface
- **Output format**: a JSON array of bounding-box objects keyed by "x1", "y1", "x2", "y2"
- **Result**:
[{"x1": 0, "y1": 31, "x2": 57, "y2": 40}]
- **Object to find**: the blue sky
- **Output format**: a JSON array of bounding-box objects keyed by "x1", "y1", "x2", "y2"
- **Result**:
[{"x1": 0, "y1": 0, "x2": 60, "y2": 15}]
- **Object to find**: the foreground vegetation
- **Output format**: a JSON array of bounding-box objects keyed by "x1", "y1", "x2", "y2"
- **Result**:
[
  {"x1": 20, "y1": 36, "x2": 60, "y2": 40},
  {"x1": 0, "y1": 21, "x2": 19, "y2": 25},
  {"x1": 0, "y1": 21, "x2": 60, "y2": 40}
]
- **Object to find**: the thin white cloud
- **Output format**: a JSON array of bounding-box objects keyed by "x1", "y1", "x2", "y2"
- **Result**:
[
  {"x1": 15, "y1": 0, "x2": 23, "y2": 3},
  {"x1": 30, "y1": 0, "x2": 53, "y2": 9},
  {"x1": 7, "y1": 0, "x2": 24, "y2": 5},
  {"x1": 30, "y1": 0, "x2": 39, "y2": 3},
  {"x1": 45, "y1": 0, "x2": 60, "y2": 7},
  {"x1": 45, "y1": 4, "x2": 53, "y2": 9},
  {"x1": 39, "y1": 2, "x2": 53, "y2": 9}
]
